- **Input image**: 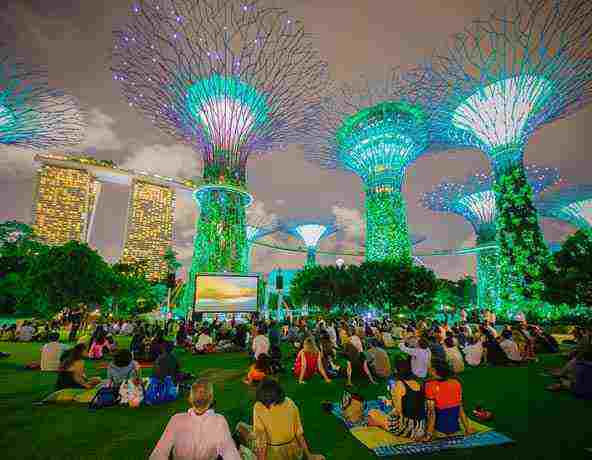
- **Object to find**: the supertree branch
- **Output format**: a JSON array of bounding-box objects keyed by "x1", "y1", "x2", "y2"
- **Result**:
[
  {"x1": 244, "y1": 212, "x2": 279, "y2": 270},
  {"x1": 537, "y1": 184, "x2": 592, "y2": 231},
  {"x1": 411, "y1": 0, "x2": 591, "y2": 307},
  {"x1": 0, "y1": 51, "x2": 84, "y2": 149},
  {"x1": 112, "y1": 0, "x2": 329, "y2": 186},
  {"x1": 280, "y1": 218, "x2": 338, "y2": 266},
  {"x1": 303, "y1": 70, "x2": 433, "y2": 263},
  {"x1": 422, "y1": 164, "x2": 559, "y2": 310}
]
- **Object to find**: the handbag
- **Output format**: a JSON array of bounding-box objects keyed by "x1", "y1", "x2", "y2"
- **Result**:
[{"x1": 89, "y1": 386, "x2": 119, "y2": 410}]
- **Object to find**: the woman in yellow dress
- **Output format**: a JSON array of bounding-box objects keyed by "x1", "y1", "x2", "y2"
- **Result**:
[{"x1": 237, "y1": 378, "x2": 324, "y2": 460}]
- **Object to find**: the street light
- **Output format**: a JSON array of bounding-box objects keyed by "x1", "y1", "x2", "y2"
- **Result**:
[{"x1": 336, "y1": 258, "x2": 345, "y2": 269}]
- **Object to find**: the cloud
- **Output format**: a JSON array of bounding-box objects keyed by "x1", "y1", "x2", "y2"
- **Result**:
[
  {"x1": 0, "y1": 145, "x2": 36, "y2": 178},
  {"x1": 332, "y1": 205, "x2": 364, "y2": 242},
  {"x1": 122, "y1": 143, "x2": 201, "y2": 180},
  {"x1": 174, "y1": 193, "x2": 198, "y2": 240},
  {"x1": 247, "y1": 200, "x2": 277, "y2": 228},
  {"x1": 79, "y1": 108, "x2": 124, "y2": 152}
]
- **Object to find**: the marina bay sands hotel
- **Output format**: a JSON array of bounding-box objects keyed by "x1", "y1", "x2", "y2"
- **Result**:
[{"x1": 31, "y1": 153, "x2": 197, "y2": 280}]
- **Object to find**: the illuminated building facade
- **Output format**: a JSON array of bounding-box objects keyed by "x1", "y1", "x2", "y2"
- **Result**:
[
  {"x1": 121, "y1": 179, "x2": 176, "y2": 281},
  {"x1": 32, "y1": 163, "x2": 100, "y2": 245}
]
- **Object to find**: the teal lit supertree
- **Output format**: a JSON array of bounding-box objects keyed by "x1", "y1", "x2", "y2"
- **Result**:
[
  {"x1": 422, "y1": 165, "x2": 559, "y2": 310},
  {"x1": 112, "y1": 0, "x2": 328, "y2": 311},
  {"x1": 303, "y1": 71, "x2": 433, "y2": 263},
  {"x1": 280, "y1": 219, "x2": 338, "y2": 266},
  {"x1": 537, "y1": 185, "x2": 592, "y2": 234},
  {"x1": 411, "y1": 0, "x2": 592, "y2": 307},
  {"x1": 0, "y1": 48, "x2": 83, "y2": 149}
]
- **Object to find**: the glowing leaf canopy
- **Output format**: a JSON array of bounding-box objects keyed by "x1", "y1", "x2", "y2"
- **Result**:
[
  {"x1": 295, "y1": 224, "x2": 329, "y2": 248},
  {"x1": 186, "y1": 74, "x2": 269, "y2": 152}
]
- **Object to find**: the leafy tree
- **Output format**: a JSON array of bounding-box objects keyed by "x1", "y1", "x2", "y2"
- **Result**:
[
  {"x1": 435, "y1": 276, "x2": 477, "y2": 308},
  {"x1": 543, "y1": 230, "x2": 592, "y2": 307},
  {"x1": 163, "y1": 247, "x2": 182, "y2": 273}
]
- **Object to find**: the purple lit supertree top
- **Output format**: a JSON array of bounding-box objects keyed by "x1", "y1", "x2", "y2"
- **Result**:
[
  {"x1": 112, "y1": 0, "x2": 329, "y2": 186},
  {"x1": 0, "y1": 48, "x2": 84, "y2": 149},
  {"x1": 410, "y1": 0, "x2": 592, "y2": 306},
  {"x1": 537, "y1": 185, "x2": 592, "y2": 232},
  {"x1": 279, "y1": 217, "x2": 339, "y2": 266},
  {"x1": 422, "y1": 165, "x2": 559, "y2": 310}
]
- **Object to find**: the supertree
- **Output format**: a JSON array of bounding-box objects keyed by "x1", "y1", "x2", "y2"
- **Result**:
[
  {"x1": 410, "y1": 0, "x2": 592, "y2": 306},
  {"x1": 422, "y1": 165, "x2": 559, "y2": 310},
  {"x1": 303, "y1": 70, "x2": 433, "y2": 263},
  {"x1": 279, "y1": 218, "x2": 338, "y2": 266},
  {"x1": 0, "y1": 49, "x2": 83, "y2": 149},
  {"x1": 537, "y1": 185, "x2": 592, "y2": 233},
  {"x1": 112, "y1": 0, "x2": 328, "y2": 309}
]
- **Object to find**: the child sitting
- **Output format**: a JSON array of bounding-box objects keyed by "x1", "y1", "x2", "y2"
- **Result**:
[{"x1": 244, "y1": 353, "x2": 272, "y2": 385}]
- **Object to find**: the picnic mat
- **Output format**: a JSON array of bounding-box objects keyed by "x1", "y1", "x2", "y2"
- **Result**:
[
  {"x1": 97, "y1": 361, "x2": 154, "y2": 369},
  {"x1": 331, "y1": 400, "x2": 514, "y2": 456}
]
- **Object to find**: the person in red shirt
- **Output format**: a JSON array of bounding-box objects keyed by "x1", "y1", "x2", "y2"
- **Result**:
[
  {"x1": 423, "y1": 361, "x2": 473, "y2": 440},
  {"x1": 293, "y1": 337, "x2": 332, "y2": 384}
]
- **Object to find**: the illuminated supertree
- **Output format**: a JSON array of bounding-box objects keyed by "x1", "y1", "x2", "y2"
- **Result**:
[
  {"x1": 537, "y1": 185, "x2": 592, "y2": 233},
  {"x1": 112, "y1": 0, "x2": 328, "y2": 309},
  {"x1": 280, "y1": 218, "x2": 338, "y2": 266},
  {"x1": 411, "y1": 0, "x2": 592, "y2": 306},
  {"x1": 422, "y1": 165, "x2": 559, "y2": 310},
  {"x1": 303, "y1": 71, "x2": 432, "y2": 263},
  {"x1": 0, "y1": 49, "x2": 83, "y2": 149}
]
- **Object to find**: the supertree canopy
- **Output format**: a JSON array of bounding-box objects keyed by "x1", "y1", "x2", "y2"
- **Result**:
[
  {"x1": 280, "y1": 218, "x2": 338, "y2": 266},
  {"x1": 422, "y1": 165, "x2": 559, "y2": 310},
  {"x1": 112, "y1": 0, "x2": 327, "y2": 310},
  {"x1": 537, "y1": 185, "x2": 592, "y2": 233},
  {"x1": 304, "y1": 71, "x2": 432, "y2": 263},
  {"x1": 0, "y1": 50, "x2": 83, "y2": 149},
  {"x1": 411, "y1": 0, "x2": 592, "y2": 306}
]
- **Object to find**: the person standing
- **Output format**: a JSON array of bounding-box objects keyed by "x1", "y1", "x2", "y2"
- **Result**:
[{"x1": 68, "y1": 309, "x2": 82, "y2": 343}]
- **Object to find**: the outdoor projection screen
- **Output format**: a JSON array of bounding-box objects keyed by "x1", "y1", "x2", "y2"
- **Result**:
[{"x1": 194, "y1": 273, "x2": 259, "y2": 313}]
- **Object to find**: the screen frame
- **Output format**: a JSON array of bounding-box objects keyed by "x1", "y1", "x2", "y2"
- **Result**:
[{"x1": 193, "y1": 272, "x2": 260, "y2": 313}]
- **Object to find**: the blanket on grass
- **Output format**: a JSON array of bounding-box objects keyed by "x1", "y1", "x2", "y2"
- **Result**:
[{"x1": 331, "y1": 400, "x2": 514, "y2": 456}]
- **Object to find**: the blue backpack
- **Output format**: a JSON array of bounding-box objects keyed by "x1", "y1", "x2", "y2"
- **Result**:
[
  {"x1": 89, "y1": 387, "x2": 119, "y2": 410},
  {"x1": 144, "y1": 376, "x2": 178, "y2": 405}
]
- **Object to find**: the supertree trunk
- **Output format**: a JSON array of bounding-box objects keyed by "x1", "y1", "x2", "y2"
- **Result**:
[
  {"x1": 306, "y1": 247, "x2": 317, "y2": 266},
  {"x1": 493, "y1": 149, "x2": 550, "y2": 308},
  {"x1": 365, "y1": 188, "x2": 412, "y2": 263},
  {"x1": 476, "y1": 235, "x2": 499, "y2": 311}
]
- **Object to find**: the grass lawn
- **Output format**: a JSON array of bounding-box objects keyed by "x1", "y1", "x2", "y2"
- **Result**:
[{"x1": 1, "y1": 340, "x2": 591, "y2": 460}]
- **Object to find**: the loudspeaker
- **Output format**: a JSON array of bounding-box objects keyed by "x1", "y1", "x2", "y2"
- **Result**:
[
  {"x1": 167, "y1": 273, "x2": 176, "y2": 289},
  {"x1": 276, "y1": 274, "x2": 284, "y2": 290},
  {"x1": 192, "y1": 312, "x2": 203, "y2": 323}
]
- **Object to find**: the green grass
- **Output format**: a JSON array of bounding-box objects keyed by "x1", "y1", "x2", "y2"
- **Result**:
[{"x1": 1, "y1": 340, "x2": 591, "y2": 460}]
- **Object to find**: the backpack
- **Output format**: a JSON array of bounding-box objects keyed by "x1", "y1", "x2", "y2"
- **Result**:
[
  {"x1": 89, "y1": 387, "x2": 119, "y2": 410},
  {"x1": 144, "y1": 376, "x2": 178, "y2": 405},
  {"x1": 119, "y1": 379, "x2": 144, "y2": 407}
]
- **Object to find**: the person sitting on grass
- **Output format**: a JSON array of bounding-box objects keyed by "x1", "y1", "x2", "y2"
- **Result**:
[
  {"x1": 18, "y1": 321, "x2": 35, "y2": 342},
  {"x1": 366, "y1": 339, "x2": 392, "y2": 379},
  {"x1": 293, "y1": 337, "x2": 332, "y2": 384},
  {"x1": 500, "y1": 330, "x2": 524, "y2": 364},
  {"x1": 482, "y1": 331, "x2": 508, "y2": 366},
  {"x1": 237, "y1": 378, "x2": 325, "y2": 460},
  {"x1": 462, "y1": 335, "x2": 484, "y2": 367},
  {"x1": 344, "y1": 342, "x2": 376, "y2": 386},
  {"x1": 107, "y1": 349, "x2": 140, "y2": 390},
  {"x1": 399, "y1": 337, "x2": 431, "y2": 379},
  {"x1": 444, "y1": 336, "x2": 465, "y2": 374},
  {"x1": 150, "y1": 379, "x2": 241, "y2": 460},
  {"x1": 55, "y1": 343, "x2": 101, "y2": 390},
  {"x1": 423, "y1": 361, "x2": 474, "y2": 440},
  {"x1": 319, "y1": 333, "x2": 340, "y2": 378},
  {"x1": 194, "y1": 328, "x2": 214, "y2": 354},
  {"x1": 88, "y1": 333, "x2": 109, "y2": 360},
  {"x1": 153, "y1": 343, "x2": 180, "y2": 383},
  {"x1": 367, "y1": 357, "x2": 427, "y2": 440},
  {"x1": 252, "y1": 327, "x2": 270, "y2": 360},
  {"x1": 349, "y1": 328, "x2": 364, "y2": 353},
  {"x1": 546, "y1": 349, "x2": 592, "y2": 399},
  {"x1": 244, "y1": 353, "x2": 272, "y2": 385},
  {"x1": 41, "y1": 332, "x2": 67, "y2": 372}
]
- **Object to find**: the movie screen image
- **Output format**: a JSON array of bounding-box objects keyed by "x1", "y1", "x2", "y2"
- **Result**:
[{"x1": 194, "y1": 274, "x2": 258, "y2": 312}]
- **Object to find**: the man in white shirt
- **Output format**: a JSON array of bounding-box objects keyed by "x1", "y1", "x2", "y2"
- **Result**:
[
  {"x1": 40, "y1": 332, "x2": 67, "y2": 371},
  {"x1": 326, "y1": 323, "x2": 338, "y2": 347},
  {"x1": 500, "y1": 330, "x2": 522, "y2": 362},
  {"x1": 399, "y1": 339, "x2": 431, "y2": 379},
  {"x1": 462, "y1": 338, "x2": 483, "y2": 366},
  {"x1": 18, "y1": 322, "x2": 35, "y2": 342},
  {"x1": 195, "y1": 329, "x2": 214, "y2": 353},
  {"x1": 251, "y1": 328, "x2": 270, "y2": 359}
]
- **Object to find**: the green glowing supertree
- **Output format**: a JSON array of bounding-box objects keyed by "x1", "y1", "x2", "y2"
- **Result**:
[
  {"x1": 303, "y1": 71, "x2": 433, "y2": 263},
  {"x1": 422, "y1": 165, "x2": 559, "y2": 310},
  {"x1": 537, "y1": 185, "x2": 592, "y2": 235},
  {"x1": 411, "y1": 0, "x2": 592, "y2": 307},
  {"x1": 279, "y1": 218, "x2": 338, "y2": 266},
  {"x1": 112, "y1": 0, "x2": 328, "y2": 311}
]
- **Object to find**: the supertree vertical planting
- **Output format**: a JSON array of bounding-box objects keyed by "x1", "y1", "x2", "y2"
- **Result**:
[
  {"x1": 412, "y1": 0, "x2": 592, "y2": 306},
  {"x1": 537, "y1": 185, "x2": 592, "y2": 234},
  {"x1": 112, "y1": 0, "x2": 328, "y2": 309},
  {"x1": 303, "y1": 71, "x2": 432, "y2": 263},
  {"x1": 0, "y1": 49, "x2": 83, "y2": 149},
  {"x1": 280, "y1": 219, "x2": 338, "y2": 266},
  {"x1": 422, "y1": 165, "x2": 559, "y2": 310}
]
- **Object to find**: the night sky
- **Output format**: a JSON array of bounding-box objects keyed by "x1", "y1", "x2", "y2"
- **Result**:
[{"x1": 1, "y1": 0, "x2": 590, "y2": 280}]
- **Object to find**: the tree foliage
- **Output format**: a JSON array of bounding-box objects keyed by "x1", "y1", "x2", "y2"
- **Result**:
[{"x1": 435, "y1": 276, "x2": 477, "y2": 307}]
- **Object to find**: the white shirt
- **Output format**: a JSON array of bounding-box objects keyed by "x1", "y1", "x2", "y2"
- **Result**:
[
  {"x1": 399, "y1": 342, "x2": 431, "y2": 378},
  {"x1": 18, "y1": 325, "x2": 34, "y2": 341},
  {"x1": 327, "y1": 326, "x2": 337, "y2": 346},
  {"x1": 500, "y1": 339, "x2": 522, "y2": 362},
  {"x1": 349, "y1": 335, "x2": 363, "y2": 353},
  {"x1": 445, "y1": 346, "x2": 465, "y2": 373},
  {"x1": 195, "y1": 334, "x2": 213, "y2": 351},
  {"x1": 150, "y1": 409, "x2": 241, "y2": 460},
  {"x1": 463, "y1": 342, "x2": 483, "y2": 366},
  {"x1": 41, "y1": 341, "x2": 67, "y2": 371},
  {"x1": 252, "y1": 334, "x2": 270, "y2": 359}
]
